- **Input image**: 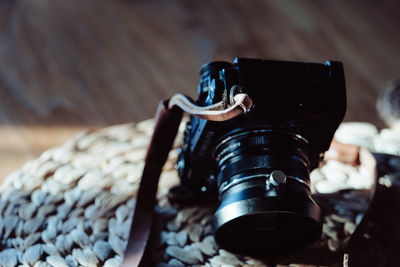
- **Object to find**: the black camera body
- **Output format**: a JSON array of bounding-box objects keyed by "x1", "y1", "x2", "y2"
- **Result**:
[{"x1": 174, "y1": 58, "x2": 346, "y2": 257}]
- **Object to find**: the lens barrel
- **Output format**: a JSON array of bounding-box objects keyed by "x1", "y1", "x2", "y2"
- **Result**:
[{"x1": 212, "y1": 129, "x2": 321, "y2": 257}]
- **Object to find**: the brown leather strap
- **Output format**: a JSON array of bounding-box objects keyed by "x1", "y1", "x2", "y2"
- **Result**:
[
  {"x1": 168, "y1": 93, "x2": 252, "y2": 121},
  {"x1": 121, "y1": 92, "x2": 252, "y2": 266},
  {"x1": 121, "y1": 100, "x2": 183, "y2": 267}
]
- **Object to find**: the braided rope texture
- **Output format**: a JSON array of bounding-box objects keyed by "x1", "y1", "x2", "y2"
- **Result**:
[
  {"x1": 0, "y1": 120, "x2": 159, "y2": 267},
  {"x1": 0, "y1": 120, "x2": 394, "y2": 267}
]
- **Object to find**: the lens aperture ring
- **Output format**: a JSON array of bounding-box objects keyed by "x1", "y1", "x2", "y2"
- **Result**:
[
  {"x1": 218, "y1": 172, "x2": 310, "y2": 195},
  {"x1": 215, "y1": 129, "x2": 310, "y2": 167},
  {"x1": 214, "y1": 128, "x2": 312, "y2": 195}
]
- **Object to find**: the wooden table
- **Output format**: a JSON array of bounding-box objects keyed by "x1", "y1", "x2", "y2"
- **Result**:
[{"x1": 0, "y1": 0, "x2": 399, "y2": 179}]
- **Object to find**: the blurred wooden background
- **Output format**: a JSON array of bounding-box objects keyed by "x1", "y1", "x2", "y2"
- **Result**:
[{"x1": 0, "y1": 0, "x2": 399, "y2": 179}]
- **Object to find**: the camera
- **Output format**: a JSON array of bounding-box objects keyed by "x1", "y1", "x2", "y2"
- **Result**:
[{"x1": 172, "y1": 58, "x2": 346, "y2": 257}]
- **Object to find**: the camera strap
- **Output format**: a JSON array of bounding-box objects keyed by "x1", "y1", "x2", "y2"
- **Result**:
[
  {"x1": 121, "y1": 93, "x2": 252, "y2": 266},
  {"x1": 167, "y1": 93, "x2": 252, "y2": 121}
]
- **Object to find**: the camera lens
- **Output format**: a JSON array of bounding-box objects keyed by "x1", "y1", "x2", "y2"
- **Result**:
[{"x1": 212, "y1": 128, "x2": 321, "y2": 257}]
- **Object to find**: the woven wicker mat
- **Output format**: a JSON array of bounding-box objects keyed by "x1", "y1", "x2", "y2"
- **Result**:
[{"x1": 0, "y1": 120, "x2": 382, "y2": 267}]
